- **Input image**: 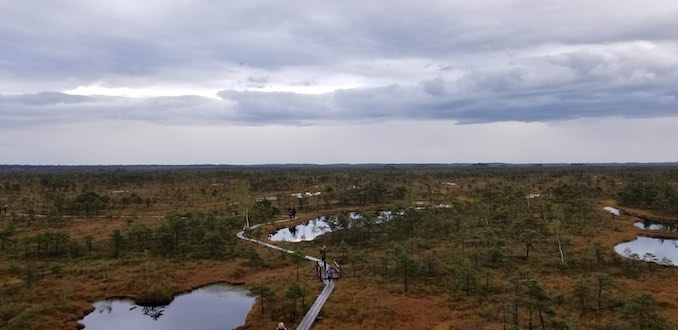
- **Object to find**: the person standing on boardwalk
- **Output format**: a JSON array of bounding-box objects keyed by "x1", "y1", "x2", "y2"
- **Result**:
[
  {"x1": 326, "y1": 266, "x2": 333, "y2": 282},
  {"x1": 320, "y1": 245, "x2": 327, "y2": 267}
]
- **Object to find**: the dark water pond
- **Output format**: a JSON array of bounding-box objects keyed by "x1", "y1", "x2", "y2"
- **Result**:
[
  {"x1": 614, "y1": 236, "x2": 678, "y2": 266},
  {"x1": 80, "y1": 284, "x2": 254, "y2": 330},
  {"x1": 633, "y1": 219, "x2": 678, "y2": 232},
  {"x1": 269, "y1": 211, "x2": 394, "y2": 242}
]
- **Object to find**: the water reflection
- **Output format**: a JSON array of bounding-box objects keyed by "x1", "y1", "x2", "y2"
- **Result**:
[
  {"x1": 80, "y1": 284, "x2": 254, "y2": 330},
  {"x1": 603, "y1": 206, "x2": 621, "y2": 216},
  {"x1": 633, "y1": 219, "x2": 678, "y2": 232},
  {"x1": 142, "y1": 305, "x2": 164, "y2": 320},
  {"x1": 268, "y1": 211, "x2": 395, "y2": 242},
  {"x1": 269, "y1": 217, "x2": 332, "y2": 242},
  {"x1": 614, "y1": 236, "x2": 678, "y2": 266}
]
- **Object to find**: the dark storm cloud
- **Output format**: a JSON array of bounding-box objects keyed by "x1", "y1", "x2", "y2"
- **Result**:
[{"x1": 1, "y1": 0, "x2": 678, "y2": 126}]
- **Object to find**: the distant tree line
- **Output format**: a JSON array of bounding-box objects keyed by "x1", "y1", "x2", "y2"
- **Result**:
[{"x1": 618, "y1": 182, "x2": 678, "y2": 215}]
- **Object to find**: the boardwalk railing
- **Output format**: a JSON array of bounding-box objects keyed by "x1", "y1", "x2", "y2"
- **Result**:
[{"x1": 235, "y1": 218, "x2": 335, "y2": 330}]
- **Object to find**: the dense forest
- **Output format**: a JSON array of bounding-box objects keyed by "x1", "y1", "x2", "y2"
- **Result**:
[{"x1": 0, "y1": 165, "x2": 676, "y2": 329}]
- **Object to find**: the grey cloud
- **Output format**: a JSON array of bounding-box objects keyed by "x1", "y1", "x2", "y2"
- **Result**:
[
  {"x1": 421, "y1": 78, "x2": 446, "y2": 96},
  {"x1": 295, "y1": 81, "x2": 317, "y2": 87},
  {"x1": 0, "y1": 92, "x2": 90, "y2": 105},
  {"x1": 657, "y1": 95, "x2": 677, "y2": 105},
  {"x1": 4, "y1": 40, "x2": 678, "y2": 128},
  {"x1": 3, "y1": 1, "x2": 678, "y2": 88},
  {"x1": 6, "y1": 49, "x2": 677, "y2": 129},
  {"x1": 0, "y1": 93, "x2": 228, "y2": 128},
  {"x1": 1, "y1": 0, "x2": 678, "y2": 127},
  {"x1": 247, "y1": 75, "x2": 270, "y2": 84},
  {"x1": 217, "y1": 90, "x2": 330, "y2": 124}
]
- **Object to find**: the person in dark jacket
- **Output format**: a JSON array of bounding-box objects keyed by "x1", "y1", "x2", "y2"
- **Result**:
[
  {"x1": 326, "y1": 266, "x2": 333, "y2": 282},
  {"x1": 320, "y1": 245, "x2": 327, "y2": 267}
]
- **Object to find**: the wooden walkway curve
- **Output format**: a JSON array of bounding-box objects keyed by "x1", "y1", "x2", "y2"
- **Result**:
[{"x1": 235, "y1": 218, "x2": 335, "y2": 330}]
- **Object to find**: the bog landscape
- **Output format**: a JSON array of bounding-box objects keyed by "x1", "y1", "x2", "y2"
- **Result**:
[
  {"x1": 2, "y1": 3, "x2": 678, "y2": 329},
  {"x1": 0, "y1": 164, "x2": 677, "y2": 330}
]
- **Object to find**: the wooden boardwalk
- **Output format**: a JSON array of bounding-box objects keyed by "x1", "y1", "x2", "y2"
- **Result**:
[
  {"x1": 297, "y1": 261, "x2": 335, "y2": 330},
  {"x1": 235, "y1": 219, "x2": 334, "y2": 330}
]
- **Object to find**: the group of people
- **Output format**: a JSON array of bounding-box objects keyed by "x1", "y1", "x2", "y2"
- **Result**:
[{"x1": 320, "y1": 245, "x2": 333, "y2": 282}]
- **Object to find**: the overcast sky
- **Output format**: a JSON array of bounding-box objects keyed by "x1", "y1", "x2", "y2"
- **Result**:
[{"x1": 1, "y1": 0, "x2": 677, "y2": 165}]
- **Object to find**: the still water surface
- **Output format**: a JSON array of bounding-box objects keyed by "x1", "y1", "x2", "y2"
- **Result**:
[
  {"x1": 603, "y1": 206, "x2": 621, "y2": 216},
  {"x1": 268, "y1": 216, "x2": 333, "y2": 242},
  {"x1": 614, "y1": 236, "x2": 678, "y2": 265},
  {"x1": 268, "y1": 212, "x2": 395, "y2": 242},
  {"x1": 80, "y1": 284, "x2": 254, "y2": 330},
  {"x1": 633, "y1": 219, "x2": 678, "y2": 232}
]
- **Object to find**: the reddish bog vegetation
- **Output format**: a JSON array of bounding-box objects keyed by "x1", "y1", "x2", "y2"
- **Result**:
[{"x1": 0, "y1": 165, "x2": 677, "y2": 329}]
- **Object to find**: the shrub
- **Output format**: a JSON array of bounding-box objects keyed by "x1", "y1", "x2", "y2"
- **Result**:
[{"x1": 136, "y1": 284, "x2": 174, "y2": 306}]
